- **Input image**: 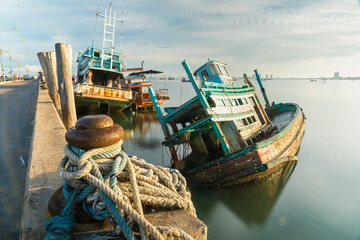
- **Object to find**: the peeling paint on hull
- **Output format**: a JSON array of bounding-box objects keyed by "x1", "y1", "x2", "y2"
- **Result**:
[{"x1": 190, "y1": 103, "x2": 306, "y2": 187}]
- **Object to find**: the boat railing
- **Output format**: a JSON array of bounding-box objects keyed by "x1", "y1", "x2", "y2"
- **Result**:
[
  {"x1": 74, "y1": 83, "x2": 132, "y2": 100},
  {"x1": 155, "y1": 88, "x2": 169, "y2": 99}
]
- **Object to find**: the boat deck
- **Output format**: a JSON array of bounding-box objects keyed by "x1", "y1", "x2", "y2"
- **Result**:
[{"x1": 270, "y1": 110, "x2": 295, "y2": 132}]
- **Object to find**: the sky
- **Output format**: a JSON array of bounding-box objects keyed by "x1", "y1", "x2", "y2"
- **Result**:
[{"x1": 0, "y1": 0, "x2": 359, "y2": 78}]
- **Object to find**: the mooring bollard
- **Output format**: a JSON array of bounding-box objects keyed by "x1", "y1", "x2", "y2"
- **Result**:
[
  {"x1": 65, "y1": 114, "x2": 123, "y2": 150},
  {"x1": 45, "y1": 114, "x2": 206, "y2": 240},
  {"x1": 47, "y1": 114, "x2": 122, "y2": 233}
]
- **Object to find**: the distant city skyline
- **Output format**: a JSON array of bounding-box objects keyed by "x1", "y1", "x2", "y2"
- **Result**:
[{"x1": 0, "y1": 0, "x2": 360, "y2": 78}]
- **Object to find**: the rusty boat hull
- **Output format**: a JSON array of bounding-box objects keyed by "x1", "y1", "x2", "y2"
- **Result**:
[
  {"x1": 188, "y1": 103, "x2": 305, "y2": 187},
  {"x1": 150, "y1": 60, "x2": 306, "y2": 187}
]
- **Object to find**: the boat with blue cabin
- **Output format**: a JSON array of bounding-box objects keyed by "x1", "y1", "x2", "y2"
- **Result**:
[
  {"x1": 149, "y1": 60, "x2": 305, "y2": 187},
  {"x1": 75, "y1": 2, "x2": 169, "y2": 111}
]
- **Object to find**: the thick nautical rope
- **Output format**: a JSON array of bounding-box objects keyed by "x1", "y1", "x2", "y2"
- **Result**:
[{"x1": 46, "y1": 140, "x2": 195, "y2": 240}]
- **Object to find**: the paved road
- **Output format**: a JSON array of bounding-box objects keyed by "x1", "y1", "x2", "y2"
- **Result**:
[{"x1": 0, "y1": 80, "x2": 38, "y2": 239}]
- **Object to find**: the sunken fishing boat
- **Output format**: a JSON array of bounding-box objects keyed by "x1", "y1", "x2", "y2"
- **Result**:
[
  {"x1": 75, "y1": 2, "x2": 169, "y2": 111},
  {"x1": 149, "y1": 60, "x2": 305, "y2": 187}
]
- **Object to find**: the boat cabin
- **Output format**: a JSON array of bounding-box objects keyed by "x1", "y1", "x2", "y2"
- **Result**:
[
  {"x1": 194, "y1": 60, "x2": 234, "y2": 85},
  {"x1": 77, "y1": 47, "x2": 125, "y2": 86}
]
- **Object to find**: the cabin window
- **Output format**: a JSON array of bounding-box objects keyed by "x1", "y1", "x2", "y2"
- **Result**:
[
  {"x1": 251, "y1": 116, "x2": 256, "y2": 123},
  {"x1": 247, "y1": 117, "x2": 253, "y2": 124},
  {"x1": 243, "y1": 98, "x2": 248, "y2": 104},
  {"x1": 94, "y1": 51, "x2": 101, "y2": 58},
  {"x1": 218, "y1": 65, "x2": 229, "y2": 76},
  {"x1": 225, "y1": 99, "x2": 232, "y2": 106},
  {"x1": 209, "y1": 64, "x2": 220, "y2": 76},
  {"x1": 216, "y1": 99, "x2": 225, "y2": 106},
  {"x1": 246, "y1": 139, "x2": 253, "y2": 146},
  {"x1": 231, "y1": 99, "x2": 238, "y2": 106},
  {"x1": 237, "y1": 99, "x2": 244, "y2": 105},
  {"x1": 201, "y1": 70, "x2": 210, "y2": 81},
  {"x1": 113, "y1": 55, "x2": 119, "y2": 61},
  {"x1": 208, "y1": 98, "x2": 216, "y2": 107},
  {"x1": 242, "y1": 118, "x2": 248, "y2": 126}
]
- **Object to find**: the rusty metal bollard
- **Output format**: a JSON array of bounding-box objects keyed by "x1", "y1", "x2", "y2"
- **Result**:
[{"x1": 47, "y1": 114, "x2": 124, "y2": 233}]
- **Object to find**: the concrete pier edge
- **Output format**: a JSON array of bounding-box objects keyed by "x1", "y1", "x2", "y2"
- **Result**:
[{"x1": 20, "y1": 85, "x2": 66, "y2": 239}]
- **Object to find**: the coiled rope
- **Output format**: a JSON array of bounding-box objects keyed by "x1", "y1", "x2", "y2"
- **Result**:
[{"x1": 45, "y1": 140, "x2": 196, "y2": 240}]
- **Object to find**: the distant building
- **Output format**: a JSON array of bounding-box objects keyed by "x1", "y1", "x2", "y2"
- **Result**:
[{"x1": 334, "y1": 72, "x2": 340, "y2": 78}]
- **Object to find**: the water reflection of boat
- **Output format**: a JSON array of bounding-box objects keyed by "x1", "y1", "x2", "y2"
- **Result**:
[
  {"x1": 110, "y1": 111, "x2": 160, "y2": 148},
  {"x1": 191, "y1": 161, "x2": 297, "y2": 225},
  {"x1": 216, "y1": 161, "x2": 297, "y2": 225}
]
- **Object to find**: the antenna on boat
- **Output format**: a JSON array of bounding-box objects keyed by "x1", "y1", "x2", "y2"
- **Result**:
[
  {"x1": 91, "y1": 0, "x2": 101, "y2": 49},
  {"x1": 120, "y1": 0, "x2": 125, "y2": 55}
]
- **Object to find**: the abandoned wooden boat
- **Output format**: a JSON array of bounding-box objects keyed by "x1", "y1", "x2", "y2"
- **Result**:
[
  {"x1": 75, "y1": 2, "x2": 169, "y2": 111},
  {"x1": 149, "y1": 60, "x2": 305, "y2": 187}
]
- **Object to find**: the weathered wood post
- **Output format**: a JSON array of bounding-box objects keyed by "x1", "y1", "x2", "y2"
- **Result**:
[
  {"x1": 37, "y1": 51, "x2": 62, "y2": 117},
  {"x1": 55, "y1": 43, "x2": 77, "y2": 129}
]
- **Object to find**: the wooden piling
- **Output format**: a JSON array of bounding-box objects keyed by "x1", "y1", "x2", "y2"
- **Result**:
[
  {"x1": 55, "y1": 43, "x2": 77, "y2": 129},
  {"x1": 37, "y1": 51, "x2": 62, "y2": 117}
]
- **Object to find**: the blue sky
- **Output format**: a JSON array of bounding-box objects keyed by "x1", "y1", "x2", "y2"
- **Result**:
[{"x1": 0, "y1": 0, "x2": 359, "y2": 78}]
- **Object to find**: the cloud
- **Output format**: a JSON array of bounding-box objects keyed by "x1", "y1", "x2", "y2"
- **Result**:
[
  {"x1": 21, "y1": 65, "x2": 42, "y2": 75},
  {"x1": 1, "y1": 0, "x2": 360, "y2": 78}
]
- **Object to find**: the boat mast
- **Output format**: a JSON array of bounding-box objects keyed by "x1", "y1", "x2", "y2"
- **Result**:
[
  {"x1": 244, "y1": 73, "x2": 270, "y2": 124},
  {"x1": 96, "y1": 1, "x2": 123, "y2": 70},
  {"x1": 254, "y1": 69, "x2": 272, "y2": 113},
  {"x1": 120, "y1": 0, "x2": 125, "y2": 55}
]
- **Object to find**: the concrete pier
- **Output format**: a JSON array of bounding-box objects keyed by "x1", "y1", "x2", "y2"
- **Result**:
[{"x1": 20, "y1": 86, "x2": 66, "y2": 239}]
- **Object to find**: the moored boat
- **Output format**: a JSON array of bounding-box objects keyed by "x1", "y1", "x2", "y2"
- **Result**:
[
  {"x1": 149, "y1": 60, "x2": 305, "y2": 187},
  {"x1": 75, "y1": 2, "x2": 169, "y2": 111},
  {"x1": 122, "y1": 69, "x2": 169, "y2": 110}
]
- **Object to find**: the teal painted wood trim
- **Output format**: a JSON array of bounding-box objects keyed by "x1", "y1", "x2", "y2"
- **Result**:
[
  {"x1": 182, "y1": 60, "x2": 231, "y2": 155},
  {"x1": 163, "y1": 97, "x2": 200, "y2": 121},
  {"x1": 164, "y1": 116, "x2": 212, "y2": 145},
  {"x1": 254, "y1": 69, "x2": 271, "y2": 109},
  {"x1": 202, "y1": 89, "x2": 254, "y2": 96},
  {"x1": 149, "y1": 87, "x2": 170, "y2": 137},
  {"x1": 202, "y1": 82, "x2": 252, "y2": 90},
  {"x1": 182, "y1": 60, "x2": 210, "y2": 109},
  {"x1": 209, "y1": 110, "x2": 256, "y2": 118}
]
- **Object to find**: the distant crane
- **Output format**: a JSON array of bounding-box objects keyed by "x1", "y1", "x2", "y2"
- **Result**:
[{"x1": 0, "y1": 49, "x2": 4, "y2": 81}]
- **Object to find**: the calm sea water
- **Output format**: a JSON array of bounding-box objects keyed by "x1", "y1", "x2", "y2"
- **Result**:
[{"x1": 79, "y1": 79, "x2": 360, "y2": 240}]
